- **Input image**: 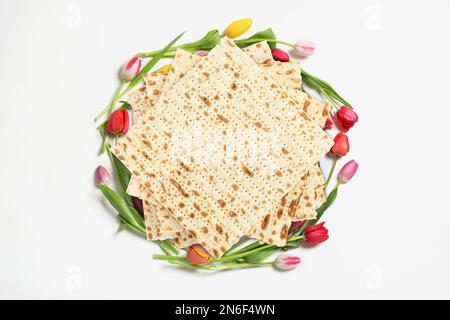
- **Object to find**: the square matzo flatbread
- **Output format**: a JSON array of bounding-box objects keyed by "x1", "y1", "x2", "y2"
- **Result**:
[
  {"x1": 127, "y1": 42, "x2": 331, "y2": 248},
  {"x1": 113, "y1": 40, "x2": 332, "y2": 257}
]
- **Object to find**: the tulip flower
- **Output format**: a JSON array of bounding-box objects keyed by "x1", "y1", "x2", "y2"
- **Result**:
[
  {"x1": 324, "y1": 117, "x2": 333, "y2": 130},
  {"x1": 106, "y1": 109, "x2": 130, "y2": 136},
  {"x1": 334, "y1": 106, "x2": 358, "y2": 132},
  {"x1": 95, "y1": 165, "x2": 111, "y2": 185},
  {"x1": 271, "y1": 48, "x2": 290, "y2": 62},
  {"x1": 338, "y1": 160, "x2": 359, "y2": 183},
  {"x1": 293, "y1": 41, "x2": 316, "y2": 58},
  {"x1": 303, "y1": 222, "x2": 329, "y2": 246},
  {"x1": 132, "y1": 196, "x2": 144, "y2": 215},
  {"x1": 224, "y1": 18, "x2": 253, "y2": 39},
  {"x1": 330, "y1": 133, "x2": 349, "y2": 157},
  {"x1": 121, "y1": 56, "x2": 142, "y2": 82},
  {"x1": 274, "y1": 253, "x2": 301, "y2": 271},
  {"x1": 155, "y1": 63, "x2": 172, "y2": 74},
  {"x1": 196, "y1": 51, "x2": 209, "y2": 57},
  {"x1": 187, "y1": 245, "x2": 210, "y2": 265},
  {"x1": 291, "y1": 221, "x2": 304, "y2": 229}
]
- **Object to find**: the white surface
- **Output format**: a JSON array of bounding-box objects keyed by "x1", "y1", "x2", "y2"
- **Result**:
[{"x1": 1, "y1": 0, "x2": 449, "y2": 299}]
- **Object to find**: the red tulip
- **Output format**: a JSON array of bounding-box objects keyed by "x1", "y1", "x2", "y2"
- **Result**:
[
  {"x1": 324, "y1": 117, "x2": 333, "y2": 130},
  {"x1": 330, "y1": 133, "x2": 349, "y2": 156},
  {"x1": 335, "y1": 106, "x2": 358, "y2": 132},
  {"x1": 106, "y1": 109, "x2": 129, "y2": 135},
  {"x1": 303, "y1": 222, "x2": 329, "y2": 246},
  {"x1": 291, "y1": 221, "x2": 304, "y2": 229},
  {"x1": 187, "y1": 245, "x2": 210, "y2": 265},
  {"x1": 271, "y1": 48, "x2": 290, "y2": 62}
]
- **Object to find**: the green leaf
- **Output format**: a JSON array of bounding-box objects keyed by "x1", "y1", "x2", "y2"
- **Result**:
[
  {"x1": 301, "y1": 69, "x2": 353, "y2": 108},
  {"x1": 299, "y1": 185, "x2": 339, "y2": 233},
  {"x1": 244, "y1": 248, "x2": 277, "y2": 264},
  {"x1": 106, "y1": 153, "x2": 145, "y2": 228},
  {"x1": 234, "y1": 28, "x2": 277, "y2": 50},
  {"x1": 156, "y1": 241, "x2": 172, "y2": 255},
  {"x1": 108, "y1": 151, "x2": 133, "y2": 206},
  {"x1": 178, "y1": 29, "x2": 220, "y2": 51},
  {"x1": 118, "y1": 222, "x2": 128, "y2": 232},
  {"x1": 161, "y1": 240, "x2": 180, "y2": 255},
  {"x1": 118, "y1": 101, "x2": 132, "y2": 110},
  {"x1": 110, "y1": 153, "x2": 131, "y2": 189},
  {"x1": 283, "y1": 241, "x2": 300, "y2": 248},
  {"x1": 121, "y1": 31, "x2": 186, "y2": 99},
  {"x1": 223, "y1": 240, "x2": 261, "y2": 257},
  {"x1": 96, "y1": 183, "x2": 142, "y2": 232},
  {"x1": 316, "y1": 186, "x2": 338, "y2": 219},
  {"x1": 128, "y1": 205, "x2": 145, "y2": 229}
]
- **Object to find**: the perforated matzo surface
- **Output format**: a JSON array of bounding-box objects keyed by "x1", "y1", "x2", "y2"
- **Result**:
[{"x1": 113, "y1": 40, "x2": 332, "y2": 257}]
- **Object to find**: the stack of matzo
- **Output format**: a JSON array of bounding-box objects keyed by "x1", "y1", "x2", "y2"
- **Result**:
[{"x1": 112, "y1": 40, "x2": 333, "y2": 258}]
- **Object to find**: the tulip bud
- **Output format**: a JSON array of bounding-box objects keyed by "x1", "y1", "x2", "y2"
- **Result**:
[
  {"x1": 291, "y1": 220, "x2": 304, "y2": 229},
  {"x1": 187, "y1": 245, "x2": 210, "y2": 265},
  {"x1": 338, "y1": 160, "x2": 359, "y2": 183},
  {"x1": 335, "y1": 106, "x2": 358, "y2": 132},
  {"x1": 324, "y1": 116, "x2": 333, "y2": 130},
  {"x1": 95, "y1": 165, "x2": 111, "y2": 185},
  {"x1": 303, "y1": 222, "x2": 329, "y2": 246},
  {"x1": 330, "y1": 133, "x2": 349, "y2": 157},
  {"x1": 271, "y1": 48, "x2": 290, "y2": 62},
  {"x1": 155, "y1": 63, "x2": 172, "y2": 75},
  {"x1": 293, "y1": 41, "x2": 316, "y2": 58},
  {"x1": 106, "y1": 109, "x2": 130, "y2": 136},
  {"x1": 274, "y1": 253, "x2": 301, "y2": 271},
  {"x1": 132, "y1": 196, "x2": 144, "y2": 216},
  {"x1": 196, "y1": 51, "x2": 209, "y2": 57},
  {"x1": 121, "y1": 56, "x2": 142, "y2": 82},
  {"x1": 224, "y1": 18, "x2": 253, "y2": 39}
]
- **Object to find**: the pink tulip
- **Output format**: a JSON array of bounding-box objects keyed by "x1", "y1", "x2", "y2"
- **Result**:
[
  {"x1": 121, "y1": 56, "x2": 141, "y2": 82},
  {"x1": 196, "y1": 51, "x2": 209, "y2": 57},
  {"x1": 338, "y1": 160, "x2": 359, "y2": 183},
  {"x1": 95, "y1": 165, "x2": 111, "y2": 185},
  {"x1": 293, "y1": 41, "x2": 316, "y2": 58},
  {"x1": 274, "y1": 253, "x2": 301, "y2": 271}
]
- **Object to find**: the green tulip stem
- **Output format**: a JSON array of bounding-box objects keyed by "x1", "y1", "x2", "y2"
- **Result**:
[
  {"x1": 320, "y1": 88, "x2": 340, "y2": 110},
  {"x1": 325, "y1": 156, "x2": 339, "y2": 188},
  {"x1": 136, "y1": 38, "x2": 296, "y2": 59},
  {"x1": 273, "y1": 39, "x2": 295, "y2": 47},
  {"x1": 155, "y1": 242, "x2": 173, "y2": 256},
  {"x1": 153, "y1": 254, "x2": 186, "y2": 262},
  {"x1": 95, "y1": 80, "x2": 126, "y2": 121},
  {"x1": 153, "y1": 254, "x2": 273, "y2": 271},
  {"x1": 219, "y1": 235, "x2": 304, "y2": 262}
]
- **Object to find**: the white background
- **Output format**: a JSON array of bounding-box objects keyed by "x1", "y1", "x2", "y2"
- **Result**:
[{"x1": 1, "y1": 0, "x2": 449, "y2": 299}]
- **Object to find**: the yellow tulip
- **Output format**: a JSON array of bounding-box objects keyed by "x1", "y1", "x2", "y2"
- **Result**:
[
  {"x1": 224, "y1": 18, "x2": 253, "y2": 39},
  {"x1": 155, "y1": 63, "x2": 172, "y2": 74}
]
